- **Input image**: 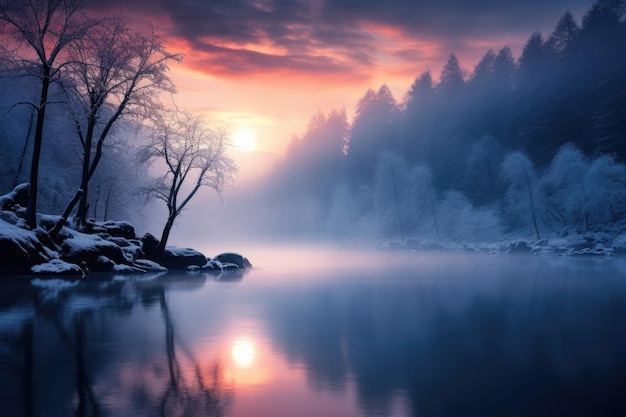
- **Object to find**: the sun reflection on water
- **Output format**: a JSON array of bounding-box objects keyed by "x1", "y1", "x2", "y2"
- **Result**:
[{"x1": 232, "y1": 338, "x2": 256, "y2": 368}]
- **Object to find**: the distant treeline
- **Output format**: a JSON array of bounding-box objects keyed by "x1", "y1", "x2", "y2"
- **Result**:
[{"x1": 261, "y1": 0, "x2": 626, "y2": 241}]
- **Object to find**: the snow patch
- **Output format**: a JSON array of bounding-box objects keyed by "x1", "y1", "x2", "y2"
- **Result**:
[
  {"x1": 134, "y1": 259, "x2": 168, "y2": 272},
  {"x1": 31, "y1": 259, "x2": 83, "y2": 275}
]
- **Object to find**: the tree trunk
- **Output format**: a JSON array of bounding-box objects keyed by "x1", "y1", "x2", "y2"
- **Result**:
[
  {"x1": 390, "y1": 164, "x2": 405, "y2": 242},
  {"x1": 156, "y1": 215, "x2": 176, "y2": 259},
  {"x1": 25, "y1": 67, "x2": 51, "y2": 229},
  {"x1": 93, "y1": 184, "x2": 101, "y2": 221},
  {"x1": 525, "y1": 176, "x2": 541, "y2": 240},
  {"x1": 13, "y1": 107, "x2": 35, "y2": 189},
  {"x1": 426, "y1": 182, "x2": 440, "y2": 242},
  {"x1": 50, "y1": 189, "x2": 83, "y2": 240},
  {"x1": 77, "y1": 117, "x2": 96, "y2": 226}
]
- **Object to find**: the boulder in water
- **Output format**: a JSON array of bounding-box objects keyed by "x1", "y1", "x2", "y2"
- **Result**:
[{"x1": 213, "y1": 253, "x2": 252, "y2": 269}]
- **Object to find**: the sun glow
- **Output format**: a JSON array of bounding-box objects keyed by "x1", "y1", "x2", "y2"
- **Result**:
[
  {"x1": 232, "y1": 127, "x2": 257, "y2": 152},
  {"x1": 232, "y1": 338, "x2": 256, "y2": 368}
]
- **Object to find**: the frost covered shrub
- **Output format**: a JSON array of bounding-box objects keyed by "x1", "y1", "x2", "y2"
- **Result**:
[
  {"x1": 583, "y1": 154, "x2": 626, "y2": 227},
  {"x1": 407, "y1": 164, "x2": 439, "y2": 239},
  {"x1": 372, "y1": 152, "x2": 411, "y2": 236},
  {"x1": 461, "y1": 135, "x2": 506, "y2": 205},
  {"x1": 437, "y1": 191, "x2": 503, "y2": 242},
  {"x1": 367, "y1": 152, "x2": 445, "y2": 240},
  {"x1": 501, "y1": 151, "x2": 541, "y2": 239},
  {"x1": 540, "y1": 143, "x2": 589, "y2": 228},
  {"x1": 324, "y1": 183, "x2": 357, "y2": 238},
  {"x1": 537, "y1": 144, "x2": 626, "y2": 231}
]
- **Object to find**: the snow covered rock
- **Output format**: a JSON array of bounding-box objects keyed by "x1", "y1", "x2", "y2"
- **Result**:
[
  {"x1": 213, "y1": 253, "x2": 252, "y2": 269},
  {"x1": 101, "y1": 221, "x2": 135, "y2": 239},
  {"x1": 112, "y1": 263, "x2": 147, "y2": 274},
  {"x1": 60, "y1": 229, "x2": 125, "y2": 269},
  {"x1": 31, "y1": 259, "x2": 83, "y2": 276},
  {"x1": 0, "y1": 219, "x2": 49, "y2": 274},
  {"x1": 94, "y1": 255, "x2": 116, "y2": 272},
  {"x1": 612, "y1": 234, "x2": 626, "y2": 254},
  {"x1": 134, "y1": 259, "x2": 168, "y2": 272},
  {"x1": 506, "y1": 240, "x2": 532, "y2": 254},
  {"x1": 140, "y1": 233, "x2": 160, "y2": 259},
  {"x1": 121, "y1": 244, "x2": 143, "y2": 263},
  {"x1": 162, "y1": 246, "x2": 207, "y2": 270},
  {"x1": 201, "y1": 259, "x2": 223, "y2": 272},
  {"x1": 0, "y1": 183, "x2": 29, "y2": 212}
]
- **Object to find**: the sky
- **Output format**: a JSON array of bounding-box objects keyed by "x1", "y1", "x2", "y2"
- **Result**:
[{"x1": 88, "y1": 0, "x2": 592, "y2": 156}]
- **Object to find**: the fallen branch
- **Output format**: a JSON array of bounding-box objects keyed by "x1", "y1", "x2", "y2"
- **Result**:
[{"x1": 50, "y1": 189, "x2": 83, "y2": 240}]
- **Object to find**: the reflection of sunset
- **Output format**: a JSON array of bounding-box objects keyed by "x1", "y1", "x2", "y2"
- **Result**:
[
  {"x1": 224, "y1": 336, "x2": 273, "y2": 386},
  {"x1": 190, "y1": 331, "x2": 274, "y2": 388},
  {"x1": 232, "y1": 338, "x2": 256, "y2": 367}
]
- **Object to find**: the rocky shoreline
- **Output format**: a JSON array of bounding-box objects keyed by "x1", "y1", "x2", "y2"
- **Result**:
[
  {"x1": 0, "y1": 185, "x2": 251, "y2": 277},
  {"x1": 382, "y1": 230, "x2": 626, "y2": 257}
]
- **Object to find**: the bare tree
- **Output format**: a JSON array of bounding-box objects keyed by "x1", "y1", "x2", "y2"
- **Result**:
[
  {"x1": 140, "y1": 110, "x2": 237, "y2": 258},
  {"x1": 67, "y1": 16, "x2": 181, "y2": 226},
  {"x1": 0, "y1": 0, "x2": 95, "y2": 228}
]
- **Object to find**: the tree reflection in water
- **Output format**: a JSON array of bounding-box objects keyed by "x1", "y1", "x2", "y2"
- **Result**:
[
  {"x1": 0, "y1": 274, "x2": 232, "y2": 417},
  {"x1": 157, "y1": 285, "x2": 232, "y2": 417}
]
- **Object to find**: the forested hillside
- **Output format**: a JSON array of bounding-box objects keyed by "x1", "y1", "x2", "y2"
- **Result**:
[{"x1": 261, "y1": 0, "x2": 626, "y2": 244}]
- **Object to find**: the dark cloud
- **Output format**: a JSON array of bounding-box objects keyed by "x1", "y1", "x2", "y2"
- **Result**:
[
  {"x1": 87, "y1": 0, "x2": 593, "y2": 80},
  {"x1": 184, "y1": 40, "x2": 373, "y2": 80}
]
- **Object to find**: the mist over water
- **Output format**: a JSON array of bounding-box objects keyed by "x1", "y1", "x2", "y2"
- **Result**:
[
  {"x1": 2, "y1": 2, "x2": 626, "y2": 415},
  {"x1": 2, "y1": 249, "x2": 626, "y2": 417}
]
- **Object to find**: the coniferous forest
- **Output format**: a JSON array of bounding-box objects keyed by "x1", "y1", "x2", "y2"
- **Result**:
[{"x1": 254, "y1": 0, "x2": 626, "y2": 247}]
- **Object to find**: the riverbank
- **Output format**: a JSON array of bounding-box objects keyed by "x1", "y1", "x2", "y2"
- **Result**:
[{"x1": 0, "y1": 185, "x2": 251, "y2": 277}]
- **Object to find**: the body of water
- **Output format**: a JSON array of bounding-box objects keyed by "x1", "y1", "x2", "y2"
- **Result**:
[{"x1": 2, "y1": 249, "x2": 626, "y2": 416}]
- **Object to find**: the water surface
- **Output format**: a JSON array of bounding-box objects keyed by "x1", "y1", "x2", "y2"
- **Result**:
[{"x1": 2, "y1": 249, "x2": 626, "y2": 417}]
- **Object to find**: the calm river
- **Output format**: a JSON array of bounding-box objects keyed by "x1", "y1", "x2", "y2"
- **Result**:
[{"x1": 2, "y1": 248, "x2": 626, "y2": 417}]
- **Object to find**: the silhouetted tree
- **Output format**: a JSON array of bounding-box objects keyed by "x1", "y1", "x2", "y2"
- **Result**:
[
  {"x1": 403, "y1": 71, "x2": 435, "y2": 160},
  {"x1": 517, "y1": 32, "x2": 547, "y2": 89},
  {"x1": 68, "y1": 16, "x2": 181, "y2": 226},
  {"x1": 493, "y1": 47, "x2": 516, "y2": 90},
  {"x1": 437, "y1": 54, "x2": 465, "y2": 96},
  {"x1": 405, "y1": 71, "x2": 434, "y2": 116},
  {"x1": 546, "y1": 11, "x2": 580, "y2": 58},
  {"x1": 470, "y1": 49, "x2": 496, "y2": 87},
  {"x1": 0, "y1": 0, "x2": 95, "y2": 228},
  {"x1": 140, "y1": 110, "x2": 237, "y2": 258},
  {"x1": 346, "y1": 85, "x2": 399, "y2": 185}
]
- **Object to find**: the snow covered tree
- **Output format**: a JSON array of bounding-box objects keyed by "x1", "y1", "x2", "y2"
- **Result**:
[
  {"x1": 501, "y1": 151, "x2": 541, "y2": 239},
  {"x1": 583, "y1": 154, "x2": 626, "y2": 227},
  {"x1": 540, "y1": 144, "x2": 589, "y2": 229},
  {"x1": 436, "y1": 191, "x2": 502, "y2": 242},
  {"x1": 67, "y1": 16, "x2": 181, "y2": 226},
  {"x1": 0, "y1": 0, "x2": 95, "y2": 228},
  {"x1": 372, "y1": 152, "x2": 410, "y2": 239},
  {"x1": 407, "y1": 164, "x2": 440, "y2": 241},
  {"x1": 461, "y1": 136, "x2": 506, "y2": 205},
  {"x1": 140, "y1": 110, "x2": 237, "y2": 258}
]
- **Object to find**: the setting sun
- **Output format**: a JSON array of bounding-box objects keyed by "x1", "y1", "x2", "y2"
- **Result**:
[{"x1": 232, "y1": 127, "x2": 257, "y2": 152}]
